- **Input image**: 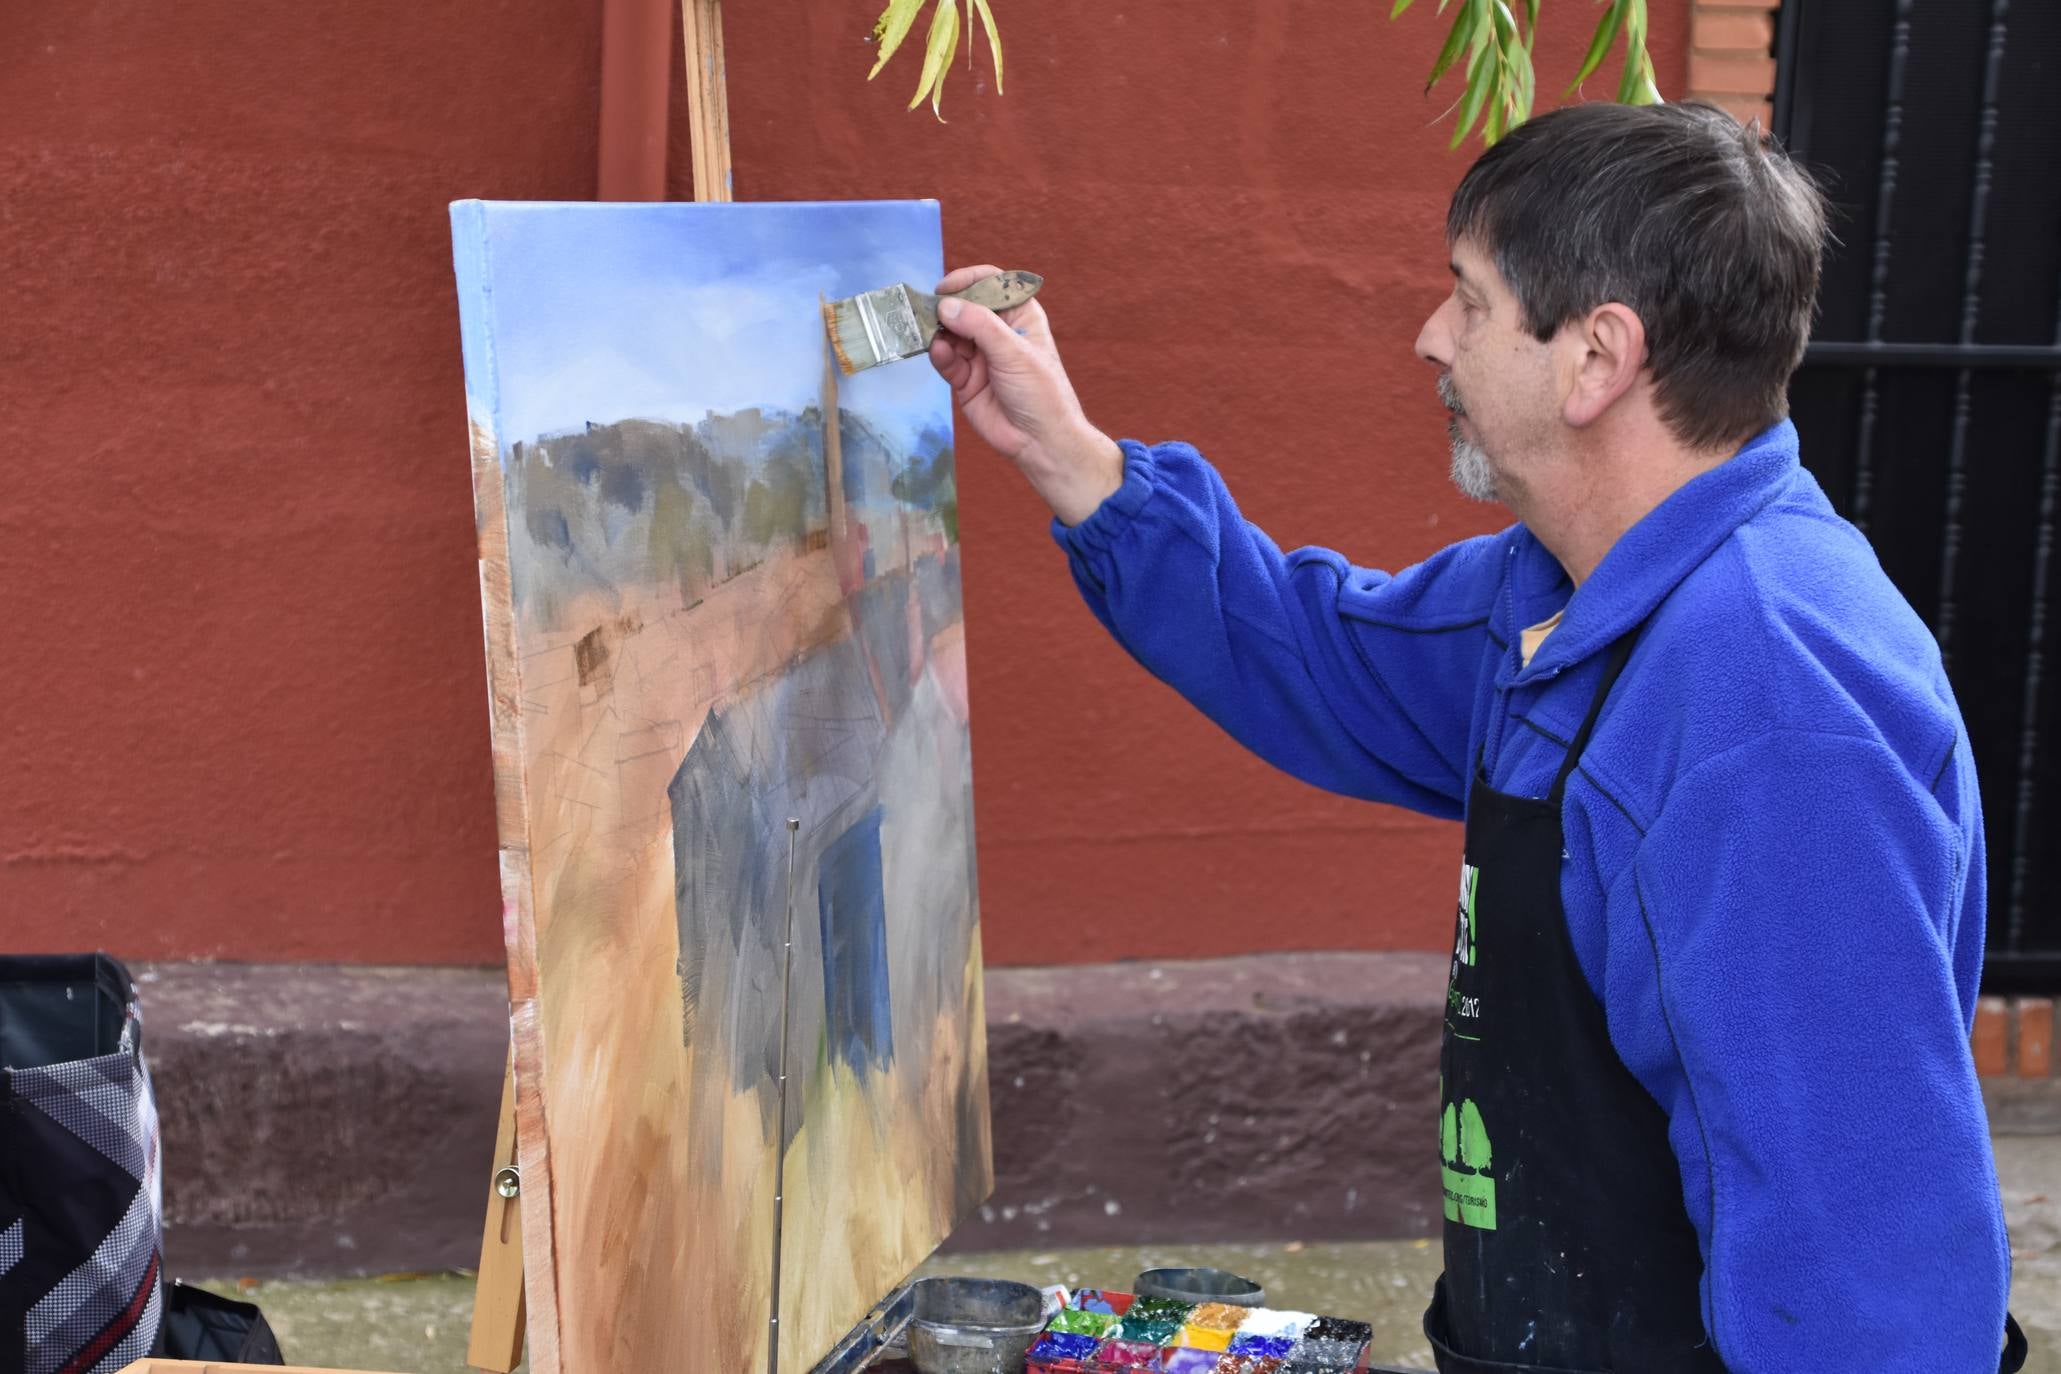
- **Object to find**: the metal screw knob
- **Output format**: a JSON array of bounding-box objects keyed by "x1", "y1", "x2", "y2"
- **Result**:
[{"x1": 494, "y1": 1166, "x2": 521, "y2": 1199}]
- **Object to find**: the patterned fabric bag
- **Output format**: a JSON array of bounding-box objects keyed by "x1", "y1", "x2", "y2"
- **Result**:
[{"x1": 0, "y1": 954, "x2": 163, "y2": 1374}]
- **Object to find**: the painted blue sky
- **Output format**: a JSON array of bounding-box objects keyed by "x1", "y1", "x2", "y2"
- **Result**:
[{"x1": 453, "y1": 200, "x2": 950, "y2": 453}]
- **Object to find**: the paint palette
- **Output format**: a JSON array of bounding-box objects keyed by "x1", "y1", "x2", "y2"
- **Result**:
[{"x1": 1023, "y1": 1290, "x2": 1374, "y2": 1374}]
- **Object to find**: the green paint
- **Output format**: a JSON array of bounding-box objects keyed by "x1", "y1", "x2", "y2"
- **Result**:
[{"x1": 1048, "y1": 1308, "x2": 1117, "y2": 1338}]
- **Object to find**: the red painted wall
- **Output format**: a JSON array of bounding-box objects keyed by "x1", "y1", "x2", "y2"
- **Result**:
[{"x1": 0, "y1": 2, "x2": 1688, "y2": 965}]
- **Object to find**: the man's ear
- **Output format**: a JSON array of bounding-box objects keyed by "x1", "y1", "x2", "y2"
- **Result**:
[{"x1": 1562, "y1": 303, "x2": 1647, "y2": 428}]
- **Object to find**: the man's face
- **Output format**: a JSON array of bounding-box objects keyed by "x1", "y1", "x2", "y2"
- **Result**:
[{"x1": 1415, "y1": 238, "x2": 1563, "y2": 505}]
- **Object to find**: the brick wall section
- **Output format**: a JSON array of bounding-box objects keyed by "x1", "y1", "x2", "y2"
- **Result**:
[
  {"x1": 1687, "y1": 0, "x2": 1778, "y2": 127},
  {"x1": 1973, "y1": 997, "x2": 2061, "y2": 1078}
]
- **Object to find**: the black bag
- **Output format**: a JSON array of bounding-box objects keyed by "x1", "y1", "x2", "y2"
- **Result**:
[
  {"x1": 151, "y1": 1280, "x2": 283, "y2": 1363},
  {"x1": 0, "y1": 953, "x2": 164, "y2": 1374}
]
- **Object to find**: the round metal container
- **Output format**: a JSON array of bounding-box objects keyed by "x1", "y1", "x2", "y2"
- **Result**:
[
  {"x1": 1131, "y1": 1266, "x2": 1266, "y2": 1308},
  {"x1": 903, "y1": 1276, "x2": 1047, "y2": 1374}
]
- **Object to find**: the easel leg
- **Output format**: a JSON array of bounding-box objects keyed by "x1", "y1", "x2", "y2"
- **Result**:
[
  {"x1": 681, "y1": 0, "x2": 734, "y2": 203},
  {"x1": 467, "y1": 1050, "x2": 526, "y2": 1373}
]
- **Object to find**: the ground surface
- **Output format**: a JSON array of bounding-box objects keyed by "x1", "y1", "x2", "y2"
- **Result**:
[{"x1": 203, "y1": 1136, "x2": 2061, "y2": 1373}]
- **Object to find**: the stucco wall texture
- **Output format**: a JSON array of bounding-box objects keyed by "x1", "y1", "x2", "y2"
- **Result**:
[{"x1": 0, "y1": 2, "x2": 1689, "y2": 964}]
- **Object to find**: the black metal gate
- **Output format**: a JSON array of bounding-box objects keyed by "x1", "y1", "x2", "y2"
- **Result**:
[{"x1": 1773, "y1": 0, "x2": 2061, "y2": 989}]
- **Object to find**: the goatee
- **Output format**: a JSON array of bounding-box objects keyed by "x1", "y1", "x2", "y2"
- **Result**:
[{"x1": 1439, "y1": 374, "x2": 1497, "y2": 503}]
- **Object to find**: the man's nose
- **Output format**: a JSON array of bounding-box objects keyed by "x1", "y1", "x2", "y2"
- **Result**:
[{"x1": 1415, "y1": 308, "x2": 1450, "y2": 368}]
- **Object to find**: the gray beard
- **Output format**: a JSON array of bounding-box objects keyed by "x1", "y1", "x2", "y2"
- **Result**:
[
  {"x1": 1439, "y1": 373, "x2": 1497, "y2": 501},
  {"x1": 1448, "y1": 422, "x2": 1498, "y2": 502}
]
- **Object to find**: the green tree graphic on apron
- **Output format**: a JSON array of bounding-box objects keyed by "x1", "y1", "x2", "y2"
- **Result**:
[{"x1": 1441, "y1": 1096, "x2": 1496, "y2": 1229}]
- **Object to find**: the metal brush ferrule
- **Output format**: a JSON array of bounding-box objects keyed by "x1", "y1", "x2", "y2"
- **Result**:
[{"x1": 856, "y1": 285, "x2": 927, "y2": 363}]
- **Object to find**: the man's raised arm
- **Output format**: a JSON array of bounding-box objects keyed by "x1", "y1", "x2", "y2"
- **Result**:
[{"x1": 930, "y1": 267, "x2": 1498, "y2": 815}]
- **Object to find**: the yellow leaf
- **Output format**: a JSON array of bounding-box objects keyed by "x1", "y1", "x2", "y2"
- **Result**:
[
  {"x1": 972, "y1": 0, "x2": 1003, "y2": 93},
  {"x1": 868, "y1": 0, "x2": 927, "y2": 80},
  {"x1": 927, "y1": 0, "x2": 956, "y2": 118}
]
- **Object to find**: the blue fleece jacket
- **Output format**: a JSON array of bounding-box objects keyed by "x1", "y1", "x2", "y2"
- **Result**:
[{"x1": 1054, "y1": 421, "x2": 2011, "y2": 1373}]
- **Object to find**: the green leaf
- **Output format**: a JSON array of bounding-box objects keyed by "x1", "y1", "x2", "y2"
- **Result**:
[
  {"x1": 1426, "y1": 0, "x2": 1480, "y2": 91},
  {"x1": 1568, "y1": 0, "x2": 1626, "y2": 93},
  {"x1": 972, "y1": 0, "x2": 1003, "y2": 93},
  {"x1": 1392, "y1": 0, "x2": 1417, "y2": 16},
  {"x1": 1450, "y1": 28, "x2": 1496, "y2": 148},
  {"x1": 1522, "y1": 0, "x2": 1539, "y2": 47},
  {"x1": 1619, "y1": 0, "x2": 1662, "y2": 105},
  {"x1": 1614, "y1": 1, "x2": 1649, "y2": 107},
  {"x1": 1488, "y1": 0, "x2": 1533, "y2": 138},
  {"x1": 868, "y1": 0, "x2": 927, "y2": 80}
]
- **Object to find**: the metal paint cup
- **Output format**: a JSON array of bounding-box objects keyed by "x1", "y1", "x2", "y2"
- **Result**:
[
  {"x1": 904, "y1": 1276, "x2": 1047, "y2": 1374},
  {"x1": 1131, "y1": 1267, "x2": 1267, "y2": 1308}
]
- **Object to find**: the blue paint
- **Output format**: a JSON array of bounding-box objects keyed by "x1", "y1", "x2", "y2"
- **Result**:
[
  {"x1": 448, "y1": 199, "x2": 948, "y2": 459},
  {"x1": 1228, "y1": 1335, "x2": 1293, "y2": 1358},
  {"x1": 1027, "y1": 1332, "x2": 1099, "y2": 1362},
  {"x1": 818, "y1": 806, "x2": 894, "y2": 1071}
]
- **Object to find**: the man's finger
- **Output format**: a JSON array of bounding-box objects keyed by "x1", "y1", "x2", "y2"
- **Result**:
[
  {"x1": 995, "y1": 297, "x2": 1052, "y2": 343},
  {"x1": 935, "y1": 264, "x2": 1005, "y2": 296},
  {"x1": 935, "y1": 298, "x2": 1030, "y2": 362},
  {"x1": 928, "y1": 334, "x2": 967, "y2": 387}
]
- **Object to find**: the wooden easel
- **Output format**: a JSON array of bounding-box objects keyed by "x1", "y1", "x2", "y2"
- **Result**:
[{"x1": 464, "y1": 4, "x2": 733, "y2": 1369}]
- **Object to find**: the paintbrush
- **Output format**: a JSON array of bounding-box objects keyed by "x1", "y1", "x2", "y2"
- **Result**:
[{"x1": 822, "y1": 270, "x2": 1043, "y2": 375}]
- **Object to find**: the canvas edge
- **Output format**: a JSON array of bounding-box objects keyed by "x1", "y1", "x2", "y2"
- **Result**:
[{"x1": 450, "y1": 198, "x2": 565, "y2": 1374}]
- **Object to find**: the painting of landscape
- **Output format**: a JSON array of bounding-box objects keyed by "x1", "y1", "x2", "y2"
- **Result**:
[{"x1": 449, "y1": 200, "x2": 992, "y2": 1374}]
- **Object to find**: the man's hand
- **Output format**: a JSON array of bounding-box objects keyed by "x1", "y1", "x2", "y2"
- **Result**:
[{"x1": 928, "y1": 264, "x2": 1124, "y2": 526}]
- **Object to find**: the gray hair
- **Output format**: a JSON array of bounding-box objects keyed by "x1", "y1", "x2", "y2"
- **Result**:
[{"x1": 1447, "y1": 102, "x2": 1830, "y2": 452}]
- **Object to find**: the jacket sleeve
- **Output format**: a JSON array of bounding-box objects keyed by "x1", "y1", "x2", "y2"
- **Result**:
[
  {"x1": 1053, "y1": 439, "x2": 1504, "y2": 817},
  {"x1": 1626, "y1": 728, "x2": 2010, "y2": 1373}
]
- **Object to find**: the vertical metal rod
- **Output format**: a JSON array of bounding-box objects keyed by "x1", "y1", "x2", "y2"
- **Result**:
[
  {"x1": 2006, "y1": 276, "x2": 2061, "y2": 951},
  {"x1": 1850, "y1": 0, "x2": 1914, "y2": 533},
  {"x1": 1770, "y1": 0, "x2": 1807, "y2": 148},
  {"x1": 768, "y1": 816, "x2": 801, "y2": 1374},
  {"x1": 1935, "y1": 0, "x2": 2011, "y2": 668}
]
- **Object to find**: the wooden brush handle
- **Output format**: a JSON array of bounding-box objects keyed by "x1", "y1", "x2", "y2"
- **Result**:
[{"x1": 948, "y1": 270, "x2": 1042, "y2": 313}]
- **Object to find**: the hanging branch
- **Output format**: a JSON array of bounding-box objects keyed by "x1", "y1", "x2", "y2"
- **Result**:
[
  {"x1": 862, "y1": 0, "x2": 1657, "y2": 142},
  {"x1": 1395, "y1": 0, "x2": 1658, "y2": 145},
  {"x1": 867, "y1": 0, "x2": 1002, "y2": 121}
]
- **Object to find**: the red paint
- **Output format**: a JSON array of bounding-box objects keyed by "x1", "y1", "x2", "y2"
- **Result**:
[{"x1": 0, "y1": 3, "x2": 1686, "y2": 964}]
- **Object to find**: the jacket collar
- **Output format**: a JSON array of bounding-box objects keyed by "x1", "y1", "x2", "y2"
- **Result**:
[{"x1": 1502, "y1": 420, "x2": 1801, "y2": 686}]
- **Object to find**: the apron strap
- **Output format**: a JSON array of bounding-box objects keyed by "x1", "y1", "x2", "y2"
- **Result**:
[
  {"x1": 2001, "y1": 1311, "x2": 2028, "y2": 1373},
  {"x1": 1547, "y1": 629, "x2": 1643, "y2": 807}
]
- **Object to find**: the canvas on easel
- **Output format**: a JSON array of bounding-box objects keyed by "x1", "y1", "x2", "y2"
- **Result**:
[{"x1": 450, "y1": 199, "x2": 993, "y2": 1374}]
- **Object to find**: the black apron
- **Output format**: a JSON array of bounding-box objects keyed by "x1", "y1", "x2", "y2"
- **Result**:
[{"x1": 1422, "y1": 632, "x2": 2028, "y2": 1374}]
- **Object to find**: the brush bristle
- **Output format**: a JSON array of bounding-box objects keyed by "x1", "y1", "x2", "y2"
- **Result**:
[{"x1": 822, "y1": 298, "x2": 868, "y2": 376}]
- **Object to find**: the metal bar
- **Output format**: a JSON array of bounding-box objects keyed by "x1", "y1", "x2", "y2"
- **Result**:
[
  {"x1": 2005, "y1": 273, "x2": 2061, "y2": 952},
  {"x1": 1803, "y1": 342, "x2": 2061, "y2": 370},
  {"x1": 767, "y1": 816, "x2": 801, "y2": 1374},
  {"x1": 1771, "y1": 0, "x2": 1807, "y2": 149},
  {"x1": 1849, "y1": 0, "x2": 1914, "y2": 534},
  {"x1": 1980, "y1": 951, "x2": 2061, "y2": 997},
  {"x1": 1935, "y1": 0, "x2": 2012, "y2": 671}
]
